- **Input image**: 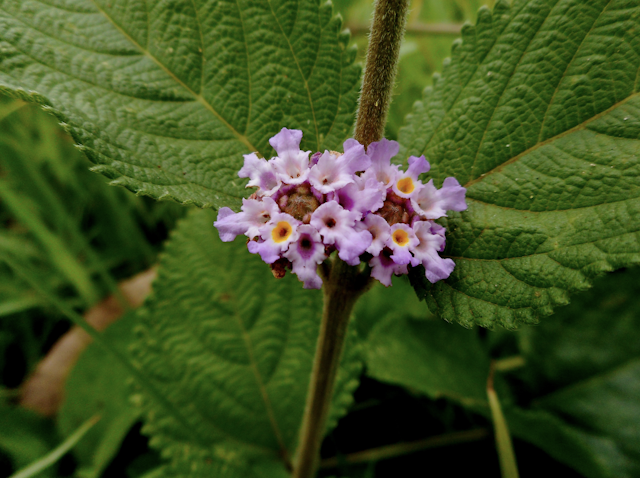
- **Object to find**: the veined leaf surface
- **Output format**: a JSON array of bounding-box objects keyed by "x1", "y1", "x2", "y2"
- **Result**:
[
  {"x1": 130, "y1": 209, "x2": 360, "y2": 473},
  {"x1": 0, "y1": 0, "x2": 359, "y2": 208},
  {"x1": 401, "y1": 0, "x2": 640, "y2": 328}
]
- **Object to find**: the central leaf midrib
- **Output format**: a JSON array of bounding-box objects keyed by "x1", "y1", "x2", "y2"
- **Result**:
[{"x1": 87, "y1": 0, "x2": 259, "y2": 153}]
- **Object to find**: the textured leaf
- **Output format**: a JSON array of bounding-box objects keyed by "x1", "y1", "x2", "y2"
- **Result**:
[
  {"x1": 58, "y1": 312, "x2": 140, "y2": 478},
  {"x1": 0, "y1": 0, "x2": 359, "y2": 208},
  {"x1": 130, "y1": 208, "x2": 361, "y2": 474},
  {"x1": 401, "y1": 0, "x2": 640, "y2": 328}
]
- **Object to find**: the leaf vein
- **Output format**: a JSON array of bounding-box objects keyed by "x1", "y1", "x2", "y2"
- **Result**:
[{"x1": 86, "y1": 0, "x2": 258, "y2": 153}]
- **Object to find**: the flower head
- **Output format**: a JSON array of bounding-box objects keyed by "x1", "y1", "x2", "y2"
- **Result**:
[{"x1": 214, "y1": 129, "x2": 466, "y2": 289}]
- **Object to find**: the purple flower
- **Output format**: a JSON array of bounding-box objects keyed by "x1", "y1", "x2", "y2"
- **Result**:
[
  {"x1": 247, "y1": 212, "x2": 301, "y2": 263},
  {"x1": 411, "y1": 177, "x2": 467, "y2": 219},
  {"x1": 331, "y1": 176, "x2": 385, "y2": 217},
  {"x1": 392, "y1": 155, "x2": 430, "y2": 199},
  {"x1": 238, "y1": 153, "x2": 281, "y2": 196},
  {"x1": 214, "y1": 127, "x2": 466, "y2": 289},
  {"x1": 387, "y1": 223, "x2": 419, "y2": 265},
  {"x1": 310, "y1": 201, "x2": 372, "y2": 265},
  {"x1": 308, "y1": 139, "x2": 370, "y2": 193},
  {"x1": 411, "y1": 221, "x2": 455, "y2": 283},
  {"x1": 369, "y1": 249, "x2": 408, "y2": 287},
  {"x1": 214, "y1": 197, "x2": 279, "y2": 241},
  {"x1": 356, "y1": 214, "x2": 391, "y2": 256},
  {"x1": 284, "y1": 225, "x2": 326, "y2": 289},
  {"x1": 361, "y1": 138, "x2": 401, "y2": 189},
  {"x1": 270, "y1": 128, "x2": 311, "y2": 185},
  {"x1": 439, "y1": 177, "x2": 468, "y2": 212}
]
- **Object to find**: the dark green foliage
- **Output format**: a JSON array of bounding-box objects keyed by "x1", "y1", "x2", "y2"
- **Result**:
[{"x1": 365, "y1": 266, "x2": 640, "y2": 478}]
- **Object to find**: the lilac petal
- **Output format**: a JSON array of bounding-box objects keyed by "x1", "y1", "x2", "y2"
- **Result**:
[
  {"x1": 440, "y1": 177, "x2": 468, "y2": 212},
  {"x1": 341, "y1": 138, "x2": 371, "y2": 172},
  {"x1": 270, "y1": 128, "x2": 311, "y2": 185},
  {"x1": 336, "y1": 228, "x2": 372, "y2": 265},
  {"x1": 241, "y1": 197, "x2": 280, "y2": 239},
  {"x1": 310, "y1": 201, "x2": 360, "y2": 245},
  {"x1": 392, "y1": 156, "x2": 430, "y2": 199},
  {"x1": 310, "y1": 151, "x2": 323, "y2": 165},
  {"x1": 238, "y1": 153, "x2": 281, "y2": 196},
  {"x1": 248, "y1": 239, "x2": 281, "y2": 264},
  {"x1": 213, "y1": 198, "x2": 279, "y2": 242},
  {"x1": 369, "y1": 250, "x2": 408, "y2": 287},
  {"x1": 410, "y1": 179, "x2": 447, "y2": 219},
  {"x1": 411, "y1": 221, "x2": 454, "y2": 283},
  {"x1": 367, "y1": 138, "x2": 400, "y2": 167},
  {"x1": 361, "y1": 138, "x2": 401, "y2": 188},
  {"x1": 214, "y1": 207, "x2": 245, "y2": 242},
  {"x1": 269, "y1": 128, "x2": 304, "y2": 157},
  {"x1": 309, "y1": 140, "x2": 370, "y2": 194},
  {"x1": 406, "y1": 155, "x2": 430, "y2": 178},
  {"x1": 308, "y1": 151, "x2": 355, "y2": 193},
  {"x1": 334, "y1": 177, "x2": 385, "y2": 216},
  {"x1": 357, "y1": 214, "x2": 391, "y2": 256},
  {"x1": 284, "y1": 225, "x2": 326, "y2": 289},
  {"x1": 424, "y1": 256, "x2": 455, "y2": 283}
]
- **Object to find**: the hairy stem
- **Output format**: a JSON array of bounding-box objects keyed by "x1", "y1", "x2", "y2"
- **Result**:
[
  {"x1": 293, "y1": 260, "x2": 371, "y2": 478},
  {"x1": 293, "y1": 1, "x2": 408, "y2": 476},
  {"x1": 354, "y1": 0, "x2": 410, "y2": 148}
]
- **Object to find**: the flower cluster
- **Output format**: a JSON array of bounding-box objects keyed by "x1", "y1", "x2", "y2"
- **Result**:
[{"x1": 214, "y1": 128, "x2": 467, "y2": 289}]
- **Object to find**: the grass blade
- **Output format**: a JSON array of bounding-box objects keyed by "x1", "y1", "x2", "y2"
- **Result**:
[{"x1": 8, "y1": 414, "x2": 100, "y2": 478}]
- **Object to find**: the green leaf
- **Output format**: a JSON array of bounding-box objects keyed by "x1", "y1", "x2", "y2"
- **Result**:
[
  {"x1": 0, "y1": 0, "x2": 360, "y2": 208},
  {"x1": 58, "y1": 312, "x2": 140, "y2": 478},
  {"x1": 363, "y1": 267, "x2": 640, "y2": 477},
  {"x1": 365, "y1": 315, "x2": 489, "y2": 406},
  {"x1": 401, "y1": 0, "x2": 640, "y2": 328},
  {"x1": 518, "y1": 267, "x2": 640, "y2": 388},
  {"x1": 353, "y1": 276, "x2": 426, "y2": 340},
  {"x1": 130, "y1": 208, "x2": 360, "y2": 474},
  {"x1": 502, "y1": 266, "x2": 640, "y2": 478}
]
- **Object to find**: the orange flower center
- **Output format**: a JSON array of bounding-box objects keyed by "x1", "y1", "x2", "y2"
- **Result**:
[
  {"x1": 396, "y1": 177, "x2": 415, "y2": 194},
  {"x1": 392, "y1": 229, "x2": 410, "y2": 247},
  {"x1": 272, "y1": 221, "x2": 293, "y2": 243}
]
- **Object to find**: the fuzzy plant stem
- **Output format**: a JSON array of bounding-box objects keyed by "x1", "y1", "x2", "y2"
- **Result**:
[
  {"x1": 292, "y1": 1, "x2": 409, "y2": 477},
  {"x1": 354, "y1": 0, "x2": 409, "y2": 148},
  {"x1": 293, "y1": 260, "x2": 371, "y2": 478}
]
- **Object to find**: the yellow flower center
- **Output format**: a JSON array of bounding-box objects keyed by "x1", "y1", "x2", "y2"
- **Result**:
[
  {"x1": 271, "y1": 221, "x2": 293, "y2": 243},
  {"x1": 392, "y1": 229, "x2": 410, "y2": 247},
  {"x1": 396, "y1": 177, "x2": 415, "y2": 194}
]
